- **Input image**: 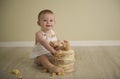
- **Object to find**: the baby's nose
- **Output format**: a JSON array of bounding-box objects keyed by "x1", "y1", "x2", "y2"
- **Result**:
[{"x1": 47, "y1": 21, "x2": 50, "y2": 24}]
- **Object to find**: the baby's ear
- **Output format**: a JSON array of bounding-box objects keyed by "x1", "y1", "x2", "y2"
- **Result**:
[{"x1": 37, "y1": 21, "x2": 41, "y2": 26}]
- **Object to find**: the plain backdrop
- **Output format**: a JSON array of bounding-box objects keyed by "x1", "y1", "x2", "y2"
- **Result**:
[{"x1": 0, "y1": 0, "x2": 120, "y2": 41}]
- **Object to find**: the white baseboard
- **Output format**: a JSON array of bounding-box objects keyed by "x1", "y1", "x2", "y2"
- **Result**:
[
  {"x1": 70, "y1": 41, "x2": 120, "y2": 46},
  {"x1": 0, "y1": 41, "x2": 120, "y2": 47},
  {"x1": 0, "y1": 41, "x2": 34, "y2": 47}
]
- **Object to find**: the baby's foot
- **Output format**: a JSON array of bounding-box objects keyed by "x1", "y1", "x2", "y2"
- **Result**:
[
  {"x1": 49, "y1": 66, "x2": 64, "y2": 73},
  {"x1": 34, "y1": 59, "x2": 42, "y2": 66}
]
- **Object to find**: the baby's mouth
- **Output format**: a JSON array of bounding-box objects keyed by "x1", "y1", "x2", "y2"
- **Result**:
[{"x1": 46, "y1": 25, "x2": 51, "y2": 27}]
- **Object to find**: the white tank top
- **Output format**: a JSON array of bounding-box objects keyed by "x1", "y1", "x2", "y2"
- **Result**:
[
  {"x1": 30, "y1": 30, "x2": 57, "y2": 59},
  {"x1": 40, "y1": 30, "x2": 57, "y2": 42}
]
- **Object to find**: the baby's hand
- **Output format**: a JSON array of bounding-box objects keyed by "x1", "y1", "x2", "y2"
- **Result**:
[
  {"x1": 49, "y1": 41, "x2": 61, "y2": 50},
  {"x1": 51, "y1": 49, "x2": 57, "y2": 55},
  {"x1": 54, "y1": 46, "x2": 61, "y2": 51}
]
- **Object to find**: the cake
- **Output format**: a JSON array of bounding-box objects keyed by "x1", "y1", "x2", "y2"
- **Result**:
[
  {"x1": 49, "y1": 40, "x2": 75, "y2": 72},
  {"x1": 52, "y1": 49, "x2": 75, "y2": 72}
]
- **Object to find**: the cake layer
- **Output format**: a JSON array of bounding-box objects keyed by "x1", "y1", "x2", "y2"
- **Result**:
[
  {"x1": 53, "y1": 55, "x2": 75, "y2": 60},
  {"x1": 57, "y1": 63, "x2": 74, "y2": 72},
  {"x1": 52, "y1": 49, "x2": 75, "y2": 72},
  {"x1": 53, "y1": 50, "x2": 75, "y2": 59},
  {"x1": 53, "y1": 58, "x2": 75, "y2": 65}
]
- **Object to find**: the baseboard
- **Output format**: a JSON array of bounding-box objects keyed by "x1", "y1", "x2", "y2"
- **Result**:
[
  {"x1": 0, "y1": 41, "x2": 34, "y2": 47},
  {"x1": 0, "y1": 41, "x2": 120, "y2": 47},
  {"x1": 70, "y1": 41, "x2": 120, "y2": 46}
]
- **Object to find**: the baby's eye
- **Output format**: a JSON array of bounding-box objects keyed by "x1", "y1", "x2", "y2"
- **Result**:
[
  {"x1": 50, "y1": 20, "x2": 53, "y2": 22},
  {"x1": 43, "y1": 20, "x2": 47, "y2": 22}
]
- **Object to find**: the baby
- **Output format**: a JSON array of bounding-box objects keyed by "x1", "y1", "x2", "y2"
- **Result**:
[{"x1": 30, "y1": 9, "x2": 63, "y2": 73}]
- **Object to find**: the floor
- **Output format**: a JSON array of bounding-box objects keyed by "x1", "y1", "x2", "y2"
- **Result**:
[{"x1": 0, "y1": 46, "x2": 120, "y2": 79}]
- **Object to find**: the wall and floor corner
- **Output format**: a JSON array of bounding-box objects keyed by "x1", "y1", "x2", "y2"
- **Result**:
[
  {"x1": 0, "y1": 0, "x2": 120, "y2": 47},
  {"x1": 0, "y1": 41, "x2": 120, "y2": 47}
]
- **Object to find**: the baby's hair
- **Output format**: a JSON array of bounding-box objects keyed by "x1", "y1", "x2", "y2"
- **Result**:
[{"x1": 38, "y1": 9, "x2": 54, "y2": 21}]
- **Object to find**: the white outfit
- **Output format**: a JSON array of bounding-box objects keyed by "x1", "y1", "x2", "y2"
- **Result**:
[{"x1": 30, "y1": 30, "x2": 57, "y2": 59}]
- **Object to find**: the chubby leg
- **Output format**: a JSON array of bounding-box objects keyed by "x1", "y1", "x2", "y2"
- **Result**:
[{"x1": 34, "y1": 54, "x2": 64, "y2": 73}]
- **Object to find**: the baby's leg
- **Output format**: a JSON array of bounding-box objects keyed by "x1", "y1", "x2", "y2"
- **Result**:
[{"x1": 34, "y1": 54, "x2": 63, "y2": 73}]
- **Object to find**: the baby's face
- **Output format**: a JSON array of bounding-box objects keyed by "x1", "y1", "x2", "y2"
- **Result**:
[{"x1": 38, "y1": 13, "x2": 55, "y2": 31}]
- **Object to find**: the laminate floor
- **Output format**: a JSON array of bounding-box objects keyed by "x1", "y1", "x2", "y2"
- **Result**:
[{"x1": 0, "y1": 46, "x2": 120, "y2": 79}]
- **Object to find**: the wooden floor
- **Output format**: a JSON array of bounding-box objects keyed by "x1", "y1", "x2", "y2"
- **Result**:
[{"x1": 0, "y1": 46, "x2": 120, "y2": 79}]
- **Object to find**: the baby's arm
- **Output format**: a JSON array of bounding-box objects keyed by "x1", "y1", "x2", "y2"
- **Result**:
[{"x1": 36, "y1": 32, "x2": 56, "y2": 54}]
